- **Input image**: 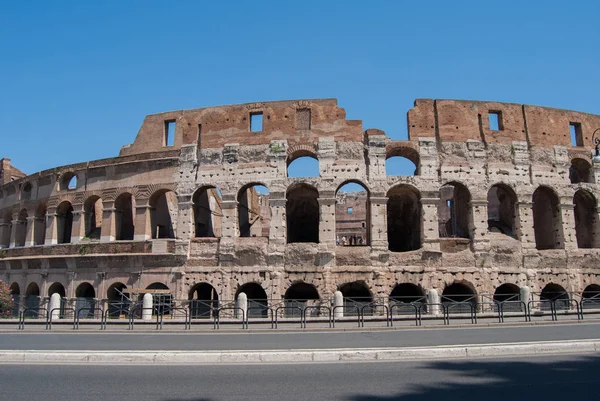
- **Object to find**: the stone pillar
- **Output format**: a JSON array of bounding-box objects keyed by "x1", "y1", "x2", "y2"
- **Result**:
[
  {"x1": 134, "y1": 202, "x2": 152, "y2": 241},
  {"x1": 470, "y1": 199, "x2": 490, "y2": 252},
  {"x1": 44, "y1": 207, "x2": 58, "y2": 245},
  {"x1": 175, "y1": 196, "x2": 194, "y2": 242},
  {"x1": 365, "y1": 132, "x2": 386, "y2": 180},
  {"x1": 0, "y1": 220, "x2": 10, "y2": 248},
  {"x1": 236, "y1": 292, "x2": 248, "y2": 320},
  {"x1": 559, "y1": 200, "x2": 576, "y2": 250},
  {"x1": 318, "y1": 192, "x2": 336, "y2": 246},
  {"x1": 220, "y1": 197, "x2": 237, "y2": 239},
  {"x1": 517, "y1": 201, "x2": 536, "y2": 250},
  {"x1": 421, "y1": 193, "x2": 440, "y2": 252},
  {"x1": 49, "y1": 293, "x2": 61, "y2": 320},
  {"x1": 427, "y1": 289, "x2": 440, "y2": 315},
  {"x1": 333, "y1": 291, "x2": 344, "y2": 318},
  {"x1": 369, "y1": 195, "x2": 388, "y2": 250},
  {"x1": 268, "y1": 194, "x2": 287, "y2": 245},
  {"x1": 70, "y1": 204, "x2": 85, "y2": 243},
  {"x1": 8, "y1": 215, "x2": 18, "y2": 248},
  {"x1": 100, "y1": 201, "x2": 116, "y2": 242},
  {"x1": 24, "y1": 216, "x2": 36, "y2": 247},
  {"x1": 142, "y1": 293, "x2": 153, "y2": 320}
]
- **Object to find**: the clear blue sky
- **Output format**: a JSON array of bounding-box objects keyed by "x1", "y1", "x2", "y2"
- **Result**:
[{"x1": 1, "y1": 1, "x2": 599, "y2": 177}]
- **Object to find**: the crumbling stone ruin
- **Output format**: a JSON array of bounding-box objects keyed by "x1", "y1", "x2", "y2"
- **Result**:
[{"x1": 2, "y1": 98, "x2": 600, "y2": 311}]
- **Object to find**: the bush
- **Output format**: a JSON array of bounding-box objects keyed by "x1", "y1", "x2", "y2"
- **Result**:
[{"x1": 0, "y1": 280, "x2": 15, "y2": 318}]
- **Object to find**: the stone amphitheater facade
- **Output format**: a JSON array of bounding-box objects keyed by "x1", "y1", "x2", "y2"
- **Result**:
[{"x1": 2, "y1": 98, "x2": 600, "y2": 309}]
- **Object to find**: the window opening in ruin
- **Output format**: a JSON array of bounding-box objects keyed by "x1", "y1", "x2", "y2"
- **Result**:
[
  {"x1": 150, "y1": 190, "x2": 178, "y2": 239},
  {"x1": 389, "y1": 283, "x2": 425, "y2": 306},
  {"x1": 60, "y1": 172, "x2": 77, "y2": 191},
  {"x1": 442, "y1": 282, "x2": 477, "y2": 312},
  {"x1": 336, "y1": 182, "x2": 369, "y2": 247},
  {"x1": 250, "y1": 112, "x2": 263, "y2": 132},
  {"x1": 387, "y1": 185, "x2": 421, "y2": 252},
  {"x1": 284, "y1": 282, "x2": 319, "y2": 317},
  {"x1": 296, "y1": 108, "x2": 311, "y2": 130},
  {"x1": 75, "y1": 282, "x2": 96, "y2": 318},
  {"x1": 25, "y1": 282, "x2": 40, "y2": 317},
  {"x1": 56, "y1": 201, "x2": 74, "y2": 244},
  {"x1": 107, "y1": 282, "x2": 129, "y2": 318},
  {"x1": 386, "y1": 156, "x2": 417, "y2": 176},
  {"x1": 165, "y1": 120, "x2": 176, "y2": 147},
  {"x1": 21, "y1": 182, "x2": 32, "y2": 200},
  {"x1": 570, "y1": 122, "x2": 583, "y2": 147},
  {"x1": 237, "y1": 184, "x2": 270, "y2": 238},
  {"x1": 582, "y1": 284, "x2": 600, "y2": 307},
  {"x1": 67, "y1": 175, "x2": 77, "y2": 189},
  {"x1": 340, "y1": 281, "x2": 373, "y2": 316},
  {"x1": 189, "y1": 283, "x2": 219, "y2": 319},
  {"x1": 287, "y1": 183, "x2": 319, "y2": 243},
  {"x1": 540, "y1": 283, "x2": 569, "y2": 310},
  {"x1": 532, "y1": 186, "x2": 562, "y2": 250},
  {"x1": 114, "y1": 193, "x2": 135, "y2": 241},
  {"x1": 570, "y1": 158, "x2": 592, "y2": 184},
  {"x1": 84, "y1": 196, "x2": 103, "y2": 240},
  {"x1": 487, "y1": 184, "x2": 517, "y2": 238},
  {"x1": 287, "y1": 156, "x2": 319, "y2": 178},
  {"x1": 574, "y1": 189, "x2": 598, "y2": 249},
  {"x1": 193, "y1": 186, "x2": 222, "y2": 238},
  {"x1": 236, "y1": 283, "x2": 268, "y2": 318},
  {"x1": 438, "y1": 183, "x2": 471, "y2": 239},
  {"x1": 488, "y1": 111, "x2": 502, "y2": 131}
]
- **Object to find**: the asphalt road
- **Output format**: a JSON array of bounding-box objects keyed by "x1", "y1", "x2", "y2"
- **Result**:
[
  {"x1": 1, "y1": 354, "x2": 597, "y2": 401},
  {"x1": 1, "y1": 322, "x2": 599, "y2": 351}
]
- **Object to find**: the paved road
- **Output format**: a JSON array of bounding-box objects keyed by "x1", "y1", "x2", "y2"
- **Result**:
[
  {"x1": 1, "y1": 354, "x2": 597, "y2": 400},
  {"x1": 1, "y1": 322, "x2": 599, "y2": 351}
]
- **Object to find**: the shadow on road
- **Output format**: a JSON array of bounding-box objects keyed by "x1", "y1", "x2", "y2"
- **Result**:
[{"x1": 348, "y1": 354, "x2": 600, "y2": 400}]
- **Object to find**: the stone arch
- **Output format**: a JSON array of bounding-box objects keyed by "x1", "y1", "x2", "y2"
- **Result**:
[
  {"x1": 442, "y1": 281, "x2": 477, "y2": 308},
  {"x1": 56, "y1": 201, "x2": 74, "y2": 244},
  {"x1": 14, "y1": 208, "x2": 28, "y2": 247},
  {"x1": 237, "y1": 183, "x2": 270, "y2": 238},
  {"x1": 75, "y1": 282, "x2": 95, "y2": 298},
  {"x1": 389, "y1": 283, "x2": 425, "y2": 303},
  {"x1": 570, "y1": 158, "x2": 592, "y2": 184},
  {"x1": 75, "y1": 282, "x2": 96, "y2": 318},
  {"x1": 188, "y1": 282, "x2": 219, "y2": 319},
  {"x1": 25, "y1": 282, "x2": 40, "y2": 316},
  {"x1": 236, "y1": 282, "x2": 268, "y2": 317},
  {"x1": 582, "y1": 284, "x2": 600, "y2": 307},
  {"x1": 149, "y1": 189, "x2": 178, "y2": 239},
  {"x1": 25, "y1": 282, "x2": 39, "y2": 296},
  {"x1": 146, "y1": 282, "x2": 171, "y2": 315},
  {"x1": 339, "y1": 281, "x2": 373, "y2": 315},
  {"x1": 106, "y1": 282, "x2": 128, "y2": 317},
  {"x1": 114, "y1": 192, "x2": 135, "y2": 241},
  {"x1": 574, "y1": 189, "x2": 598, "y2": 249},
  {"x1": 385, "y1": 144, "x2": 419, "y2": 176},
  {"x1": 532, "y1": 186, "x2": 562, "y2": 250},
  {"x1": 83, "y1": 195, "x2": 103, "y2": 240},
  {"x1": 284, "y1": 281, "x2": 320, "y2": 301},
  {"x1": 438, "y1": 182, "x2": 471, "y2": 239},
  {"x1": 336, "y1": 180, "x2": 370, "y2": 246},
  {"x1": 192, "y1": 186, "x2": 222, "y2": 238},
  {"x1": 487, "y1": 183, "x2": 518, "y2": 238},
  {"x1": 60, "y1": 172, "x2": 77, "y2": 191},
  {"x1": 493, "y1": 283, "x2": 520, "y2": 303},
  {"x1": 287, "y1": 144, "x2": 317, "y2": 164},
  {"x1": 21, "y1": 182, "x2": 32, "y2": 201},
  {"x1": 286, "y1": 183, "x2": 319, "y2": 243},
  {"x1": 48, "y1": 282, "x2": 66, "y2": 298},
  {"x1": 540, "y1": 283, "x2": 570, "y2": 310},
  {"x1": 387, "y1": 184, "x2": 421, "y2": 251}
]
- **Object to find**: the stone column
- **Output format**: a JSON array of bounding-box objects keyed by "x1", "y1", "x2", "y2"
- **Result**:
[
  {"x1": 8, "y1": 213, "x2": 18, "y2": 248},
  {"x1": 100, "y1": 201, "x2": 116, "y2": 242},
  {"x1": 24, "y1": 216, "x2": 36, "y2": 247},
  {"x1": 470, "y1": 199, "x2": 490, "y2": 252},
  {"x1": 220, "y1": 197, "x2": 237, "y2": 239},
  {"x1": 517, "y1": 201, "x2": 536, "y2": 250},
  {"x1": 427, "y1": 289, "x2": 440, "y2": 315},
  {"x1": 0, "y1": 220, "x2": 10, "y2": 248},
  {"x1": 369, "y1": 195, "x2": 388, "y2": 250},
  {"x1": 134, "y1": 201, "x2": 152, "y2": 241},
  {"x1": 421, "y1": 193, "x2": 440, "y2": 252},
  {"x1": 318, "y1": 192, "x2": 336, "y2": 246},
  {"x1": 175, "y1": 196, "x2": 194, "y2": 242},
  {"x1": 49, "y1": 293, "x2": 61, "y2": 320},
  {"x1": 70, "y1": 204, "x2": 85, "y2": 243},
  {"x1": 44, "y1": 207, "x2": 58, "y2": 245},
  {"x1": 268, "y1": 193, "x2": 287, "y2": 245},
  {"x1": 142, "y1": 293, "x2": 153, "y2": 320},
  {"x1": 559, "y1": 200, "x2": 575, "y2": 250},
  {"x1": 333, "y1": 291, "x2": 344, "y2": 318},
  {"x1": 236, "y1": 292, "x2": 248, "y2": 320}
]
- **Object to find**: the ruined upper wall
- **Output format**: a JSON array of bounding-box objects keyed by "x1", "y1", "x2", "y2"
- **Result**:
[
  {"x1": 120, "y1": 99, "x2": 363, "y2": 156},
  {"x1": 0, "y1": 158, "x2": 26, "y2": 185},
  {"x1": 407, "y1": 99, "x2": 600, "y2": 148}
]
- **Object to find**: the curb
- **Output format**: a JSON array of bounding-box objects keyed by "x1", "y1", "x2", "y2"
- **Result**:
[{"x1": 0, "y1": 340, "x2": 598, "y2": 364}]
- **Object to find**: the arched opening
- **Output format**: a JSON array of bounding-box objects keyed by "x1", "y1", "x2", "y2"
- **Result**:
[
  {"x1": 75, "y1": 282, "x2": 96, "y2": 318},
  {"x1": 25, "y1": 282, "x2": 40, "y2": 317},
  {"x1": 146, "y1": 283, "x2": 171, "y2": 315},
  {"x1": 114, "y1": 193, "x2": 135, "y2": 241},
  {"x1": 532, "y1": 186, "x2": 562, "y2": 250},
  {"x1": 48, "y1": 282, "x2": 66, "y2": 298},
  {"x1": 339, "y1": 281, "x2": 372, "y2": 315},
  {"x1": 84, "y1": 196, "x2": 103, "y2": 240},
  {"x1": 442, "y1": 282, "x2": 477, "y2": 312},
  {"x1": 570, "y1": 158, "x2": 592, "y2": 184},
  {"x1": 574, "y1": 190, "x2": 598, "y2": 249},
  {"x1": 487, "y1": 184, "x2": 518, "y2": 238},
  {"x1": 21, "y1": 182, "x2": 32, "y2": 200},
  {"x1": 107, "y1": 282, "x2": 129, "y2": 318},
  {"x1": 10, "y1": 282, "x2": 20, "y2": 316},
  {"x1": 60, "y1": 172, "x2": 77, "y2": 191},
  {"x1": 286, "y1": 183, "x2": 319, "y2": 243},
  {"x1": 193, "y1": 186, "x2": 222, "y2": 238},
  {"x1": 236, "y1": 283, "x2": 268, "y2": 318},
  {"x1": 493, "y1": 283, "x2": 520, "y2": 303},
  {"x1": 389, "y1": 283, "x2": 425, "y2": 304},
  {"x1": 188, "y1": 283, "x2": 219, "y2": 319},
  {"x1": 438, "y1": 182, "x2": 471, "y2": 239},
  {"x1": 287, "y1": 155, "x2": 319, "y2": 178},
  {"x1": 582, "y1": 284, "x2": 600, "y2": 308},
  {"x1": 540, "y1": 283, "x2": 570, "y2": 310},
  {"x1": 336, "y1": 182, "x2": 369, "y2": 246},
  {"x1": 386, "y1": 146, "x2": 419, "y2": 176},
  {"x1": 387, "y1": 185, "x2": 421, "y2": 251},
  {"x1": 237, "y1": 184, "x2": 270, "y2": 238},
  {"x1": 14, "y1": 209, "x2": 27, "y2": 247},
  {"x1": 284, "y1": 282, "x2": 319, "y2": 317},
  {"x1": 0, "y1": 210, "x2": 12, "y2": 248},
  {"x1": 34, "y1": 205, "x2": 47, "y2": 246},
  {"x1": 56, "y1": 201, "x2": 74, "y2": 244},
  {"x1": 150, "y1": 190, "x2": 178, "y2": 239}
]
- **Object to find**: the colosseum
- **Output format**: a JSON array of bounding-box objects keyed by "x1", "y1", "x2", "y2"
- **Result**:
[{"x1": 2, "y1": 98, "x2": 600, "y2": 319}]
